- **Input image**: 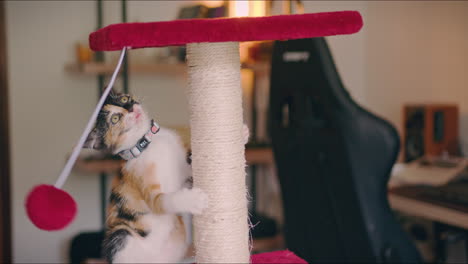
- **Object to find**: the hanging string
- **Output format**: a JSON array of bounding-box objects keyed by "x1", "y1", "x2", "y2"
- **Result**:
[{"x1": 54, "y1": 47, "x2": 128, "y2": 189}]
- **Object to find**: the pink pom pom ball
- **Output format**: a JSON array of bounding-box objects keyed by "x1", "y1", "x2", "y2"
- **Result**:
[{"x1": 25, "y1": 184, "x2": 77, "y2": 231}]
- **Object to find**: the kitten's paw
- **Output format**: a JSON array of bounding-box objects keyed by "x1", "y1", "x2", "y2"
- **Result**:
[
  {"x1": 242, "y1": 124, "x2": 250, "y2": 145},
  {"x1": 186, "y1": 188, "x2": 208, "y2": 215},
  {"x1": 171, "y1": 188, "x2": 208, "y2": 215}
]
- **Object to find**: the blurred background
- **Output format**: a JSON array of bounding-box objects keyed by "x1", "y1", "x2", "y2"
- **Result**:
[{"x1": 1, "y1": 1, "x2": 467, "y2": 263}]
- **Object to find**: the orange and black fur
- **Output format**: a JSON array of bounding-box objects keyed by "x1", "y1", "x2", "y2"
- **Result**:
[{"x1": 84, "y1": 92, "x2": 207, "y2": 263}]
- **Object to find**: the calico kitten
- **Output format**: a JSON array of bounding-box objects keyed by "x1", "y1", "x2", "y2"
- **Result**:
[{"x1": 84, "y1": 91, "x2": 208, "y2": 263}]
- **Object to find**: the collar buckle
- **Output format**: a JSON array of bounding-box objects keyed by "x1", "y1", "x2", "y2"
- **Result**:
[{"x1": 118, "y1": 120, "x2": 160, "y2": 160}]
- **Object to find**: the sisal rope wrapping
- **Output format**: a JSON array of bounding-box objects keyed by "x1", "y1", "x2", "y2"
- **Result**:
[{"x1": 187, "y1": 42, "x2": 250, "y2": 263}]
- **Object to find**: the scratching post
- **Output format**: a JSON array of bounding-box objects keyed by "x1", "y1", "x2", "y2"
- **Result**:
[
  {"x1": 187, "y1": 42, "x2": 249, "y2": 263},
  {"x1": 84, "y1": 10, "x2": 363, "y2": 263}
]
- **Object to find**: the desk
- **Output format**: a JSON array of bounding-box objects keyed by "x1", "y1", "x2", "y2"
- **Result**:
[
  {"x1": 388, "y1": 159, "x2": 468, "y2": 229},
  {"x1": 388, "y1": 184, "x2": 468, "y2": 263},
  {"x1": 388, "y1": 189, "x2": 468, "y2": 230}
]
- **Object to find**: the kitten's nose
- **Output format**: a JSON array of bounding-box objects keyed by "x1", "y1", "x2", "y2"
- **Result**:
[{"x1": 128, "y1": 105, "x2": 134, "y2": 112}]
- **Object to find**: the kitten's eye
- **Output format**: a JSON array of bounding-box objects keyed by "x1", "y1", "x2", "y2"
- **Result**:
[
  {"x1": 111, "y1": 114, "x2": 120, "y2": 124},
  {"x1": 121, "y1": 97, "x2": 129, "y2": 104}
]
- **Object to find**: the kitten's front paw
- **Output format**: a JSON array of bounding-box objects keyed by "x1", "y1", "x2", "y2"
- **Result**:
[
  {"x1": 186, "y1": 188, "x2": 208, "y2": 215},
  {"x1": 172, "y1": 188, "x2": 208, "y2": 215}
]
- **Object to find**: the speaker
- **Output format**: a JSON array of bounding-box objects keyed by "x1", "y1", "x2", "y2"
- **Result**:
[{"x1": 403, "y1": 104, "x2": 459, "y2": 162}]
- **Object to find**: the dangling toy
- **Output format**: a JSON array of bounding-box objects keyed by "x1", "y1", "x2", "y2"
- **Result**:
[{"x1": 25, "y1": 47, "x2": 128, "y2": 231}]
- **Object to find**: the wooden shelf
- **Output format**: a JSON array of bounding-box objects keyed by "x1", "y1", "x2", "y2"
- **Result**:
[
  {"x1": 65, "y1": 61, "x2": 269, "y2": 76},
  {"x1": 245, "y1": 147, "x2": 274, "y2": 165},
  {"x1": 74, "y1": 157, "x2": 124, "y2": 174},
  {"x1": 65, "y1": 61, "x2": 187, "y2": 76},
  {"x1": 84, "y1": 258, "x2": 107, "y2": 264},
  {"x1": 74, "y1": 147, "x2": 273, "y2": 174},
  {"x1": 243, "y1": 61, "x2": 270, "y2": 73}
]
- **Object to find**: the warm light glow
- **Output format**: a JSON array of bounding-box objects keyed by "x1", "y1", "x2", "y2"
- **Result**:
[
  {"x1": 250, "y1": 1, "x2": 266, "y2": 17},
  {"x1": 230, "y1": 1, "x2": 250, "y2": 17},
  {"x1": 229, "y1": 1, "x2": 266, "y2": 17},
  {"x1": 228, "y1": 1, "x2": 267, "y2": 62},
  {"x1": 239, "y1": 43, "x2": 250, "y2": 62},
  {"x1": 199, "y1": 0, "x2": 224, "y2": 8}
]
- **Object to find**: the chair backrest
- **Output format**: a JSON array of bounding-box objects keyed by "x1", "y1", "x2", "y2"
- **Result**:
[{"x1": 268, "y1": 38, "x2": 421, "y2": 263}]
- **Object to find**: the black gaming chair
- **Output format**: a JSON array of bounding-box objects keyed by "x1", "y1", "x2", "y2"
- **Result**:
[{"x1": 268, "y1": 38, "x2": 421, "y2": 263}]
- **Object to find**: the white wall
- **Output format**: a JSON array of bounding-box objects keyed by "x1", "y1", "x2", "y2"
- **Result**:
[
  {"x1": 365, "y1": 1, "x2": 468, "y2": 153},
  {"x1": 301, "y1": 1, "x2": 368, "y2": 105},
  {"x1": 6, "y1": 1, "x2": 100, "y2": 263}
]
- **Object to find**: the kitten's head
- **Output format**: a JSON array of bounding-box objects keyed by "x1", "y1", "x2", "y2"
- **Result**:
[{"x1": 84, "y1": 91, "x2": 151, "y2": 154}]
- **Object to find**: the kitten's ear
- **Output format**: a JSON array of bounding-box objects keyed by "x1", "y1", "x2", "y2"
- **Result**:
[
  {"x1": 83, "y1": 128, "x2": 105, "y2": 150},
  {"x1": 109, "y1": 89, "x2": 117, "y2": 97},
  {"x1": 105, "y1": 89, "x2": 117, "y2": 104}
]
